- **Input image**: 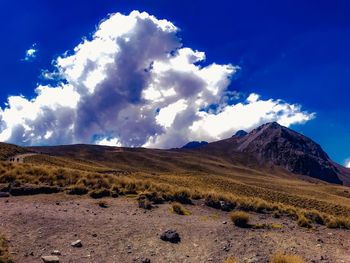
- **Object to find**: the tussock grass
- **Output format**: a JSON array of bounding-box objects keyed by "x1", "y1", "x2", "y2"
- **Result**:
[
  {"x1": 1, "y1": 160, "x2": 350, "y2": 230},
  {"x1": 170, "y1": 202, "x2": 190, "y2": 215},
  {"x1": 230, "y1": 211, "x2": 250, "y2": 227},
  {"x1": 223, "y1": 257, "x2": 237, "y2": 263},
  {"x1": 297, "y1": 214, "x2": 312, "y2": 228},
  {"x1": 271, "y1": 252, "x2": 305, "y2": 263},
  {"x1": 0, "y1": 235, "x2": 12, "y2": 263}
]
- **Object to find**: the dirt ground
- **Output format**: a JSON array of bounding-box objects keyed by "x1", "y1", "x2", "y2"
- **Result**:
[{"x1": 0, "y1": 194, "x2": 349, "y2": 263}]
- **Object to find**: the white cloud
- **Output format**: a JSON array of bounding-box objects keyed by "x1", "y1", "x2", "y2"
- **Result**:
[
  {"x1": 0, "y1": 11, "x2": 315, "y2": 148},
  {"x1": 346, "y1": 159, "x2": 350, "y2": 168},
  {"x1": 23, "y1": 44, "x2": 38, "y2": 61}
]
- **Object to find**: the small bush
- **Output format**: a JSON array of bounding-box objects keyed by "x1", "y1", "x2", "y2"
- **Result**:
[
  {"x1": 230, "y1": 211, "x2": 249, "y2": 227},
  {"x1": 326, "y1": 218, "x2": 338, "y2": 229},
  {"x1": 171, "y1": 190, "x2": 192, "y2": 204},
  {"x1": 89, "y1": 189, "x2": 110, "y2": 199},
  {"x1": 0, "y1": 235, "x2": 13, "y2": 263},
  {"x1": 138, "y1": 198, "x2": 152, "y2": 210},
  {"x1": 171, "y1": 202, "x2": 190, "y2": 215},
  {"x1": 304, "y1": 210, "x2": 325, "y2": 225},
  {"x1": 297, "y1": 214, "x2": 312, "y2": 228},
  {"x1": 67, "y1": 185, "x2": 88, "y2": 195},
  {"x1": 224, "y1": 257, "x2": 237, "y2": 263},
  {"x1": 271, "y1": 252, "x2": 305, "y2": 263}
]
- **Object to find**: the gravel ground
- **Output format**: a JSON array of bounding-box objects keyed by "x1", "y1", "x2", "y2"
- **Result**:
[{"x1": 0, "y1": 194, "x2": 349, "y2": 263}]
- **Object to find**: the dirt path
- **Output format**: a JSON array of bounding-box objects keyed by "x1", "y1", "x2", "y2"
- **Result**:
[
  {"x1": 0, "y1": 194, "x2": 349, "y2": 263},
  {"x1": 7, "y1": 153, "x2": 38, "y2": 163}
]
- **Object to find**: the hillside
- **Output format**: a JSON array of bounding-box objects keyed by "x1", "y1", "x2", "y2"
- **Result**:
[
  {"x1": 0, "y1": 142, "x2": 28, "y2": 161},
  {"x1": 1, "y1": 123, "x2": 350, "y2": 262}
]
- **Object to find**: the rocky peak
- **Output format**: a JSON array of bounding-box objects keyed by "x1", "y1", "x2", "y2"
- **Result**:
[{"x1": 235, "y1": 122, "x2": 342, "y2": 184}]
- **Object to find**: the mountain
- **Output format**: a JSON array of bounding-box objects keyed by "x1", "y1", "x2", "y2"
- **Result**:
[
  {"x1": 201, "y1": 122, "x2": 350, "y2": 185},
  {"x1": 233, "y1": 130, "x2": 248, "y2": 137},
  {"x1": 2, "y1": 122, "x2": 349, "y2": 186},
  {"x1": 181, "y1": 141, "x2": 209, "y2": 149}
]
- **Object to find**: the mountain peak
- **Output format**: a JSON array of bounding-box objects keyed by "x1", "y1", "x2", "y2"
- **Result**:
[
  {"x1": 233, "y1": 130, "x2": 248, "y2": 138},
  {"x1": 235, "y1": 122, "x2": 343, "y2": 184},
  {"x1": 181, "y1": 141, "x2": 208, "y2": 149}
]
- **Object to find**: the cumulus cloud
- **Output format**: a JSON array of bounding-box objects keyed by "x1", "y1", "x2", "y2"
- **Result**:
[
  {"x1": 23, "y1": 44, "x2": 38, "y2": 61},
  {"x1": 0, "y1": 11, "x2": 314, "y2": 148},
  {"x1": 346, "y1": 159, "x2": 350, "y2": 168}
]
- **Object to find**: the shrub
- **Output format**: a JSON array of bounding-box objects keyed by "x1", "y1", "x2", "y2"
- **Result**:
[
  {"x1": 171, "y1": 202, "x2": 190, "y2": 215},
  {"x1": 171, "y1": 189, "x2": 192, "y2": 204},
  {"x1": 0, "y1": 235, "x2": 13, "y2": 263},
  {"x1": 230, "y1": 211, "x2": 250, "y2": 227},
  {"x1": 297, "y1": 214, "x2": 312, "y2": 228},
  {"x1": 67, "y1": 184, "x2": 88, "y2": 195},
  {"x1": 224, "y1": 257, "x2": 237, "y2": 263},
  {"x1": 304, "y1": 210, "x2": 325, "y2": 225},
  {"x1": 270, "y1": 252, "x2": 305, "y2": 263},
  {"x1": 89, "y1": 189, "x2": 111, "y2": 199},
  {"x1": 138, "y1": 198, "x2": 152, "y2": 210}
]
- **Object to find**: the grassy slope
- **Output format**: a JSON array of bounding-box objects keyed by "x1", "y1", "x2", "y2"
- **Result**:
[
  {"x1": 0, "y1": 143, "x2": 28, "y2": 161},
  {"x1": 0, "y1": 143, "x2": 349, "y2": 228},
  {"x1": 25, "y1": 145, "x2": 350, "y2": 217}
]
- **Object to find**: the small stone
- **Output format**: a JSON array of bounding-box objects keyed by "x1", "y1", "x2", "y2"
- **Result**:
[
  {"x1": 51, "y1": 250, "x2": 61, "y2": 256},
  {"x1": 160, "y1": 230, "x2": 181, "y2": 243},
  {"x1": 222, "y1": 221, "x2": 227, "y2": 224},
  {"x1": 71, "y1": 240, "x2": 82, "y2": 248},
  {"x1": 41, "y1": 255, "x2": 59, "y2": 263},
  {"x1": 132, "y1": 258, "x2": 151, "y2": 263},
  {"x1": 0, "y1": 192, "x2": 10, "y2": 198}
]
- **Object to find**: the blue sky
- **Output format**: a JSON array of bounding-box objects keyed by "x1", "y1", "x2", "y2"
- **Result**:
[{"x1": 0, "y1": 0, "x2": 349, "y2": 165}]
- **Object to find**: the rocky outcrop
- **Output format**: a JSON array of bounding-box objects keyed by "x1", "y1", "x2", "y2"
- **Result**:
[{"x1": 235, "y1": 122, "x2": 344, "y2": 184}]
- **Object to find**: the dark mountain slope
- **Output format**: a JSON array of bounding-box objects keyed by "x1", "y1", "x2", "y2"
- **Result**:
[{"x1": 201, "y1": 122, "x2": 350, "y2": 185}]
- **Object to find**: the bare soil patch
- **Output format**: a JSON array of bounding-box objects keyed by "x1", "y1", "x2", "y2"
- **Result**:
[{"x1": 0, "y1": 194, "x2": 349, "y2": 263}]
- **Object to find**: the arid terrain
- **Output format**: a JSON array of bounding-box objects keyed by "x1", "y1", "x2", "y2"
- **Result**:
[
  {"x1": 1, "y1": 123, "x2": 350, "y2": 263},
  {"x1": 1, "y1": 194, "x2": 350, "y2": 263}
]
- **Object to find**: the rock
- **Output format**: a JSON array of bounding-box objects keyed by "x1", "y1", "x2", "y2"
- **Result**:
[
  {"x1": 160, "y1": 230, "x2": 181, "y2": 243},
  {"x1": 51, "y1": 250, "x2": 61, "y2": 256},
  {"x1": 41, "y1": 255, "x2": 59, "y2": 263},
  {"x1": 71, "y1": 240, "x2": 82, "y2": 248},
  {"x1": 133, "y1": 258, "x2": 151, "y2": 263},
  {"x1": 0, "y1": 192, "x2": 10, "y2": 198}
]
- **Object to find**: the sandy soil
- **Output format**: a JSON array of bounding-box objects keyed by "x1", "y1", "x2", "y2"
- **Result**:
[{"x1": 0, "y1": 194, "x2": 349, "y2": 263}]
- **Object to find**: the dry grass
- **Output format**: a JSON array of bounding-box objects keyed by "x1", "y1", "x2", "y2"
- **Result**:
[
  {"x1": 271, "y1": 252, "x2": 305, "y2": 263},
  {"x1": 1, "y1": 142, "x2": 350, "y2": 231},
  {"x1": 297, "y1": 214, "x2": 312, "y2": 228},
  {"x1": 0, "y1": 235, "x2": 12, "y2": 263},
  {"x1": 223, "y1": 257, "x2": 238, "y2": 263},
  {"x1": 170, "y1": 202, "x2": 190, "y2": 215},
  {"x1": 230, "y1": 211, "x2": 250, "y2": 227}
]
